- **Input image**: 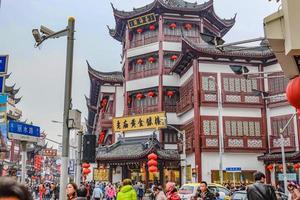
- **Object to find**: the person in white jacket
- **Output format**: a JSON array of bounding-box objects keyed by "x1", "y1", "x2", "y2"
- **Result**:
[{"x1": 92, "y1": 183, "x2": 103, "y2": 200}]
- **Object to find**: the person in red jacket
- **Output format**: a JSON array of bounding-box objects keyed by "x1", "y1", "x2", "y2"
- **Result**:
[{"x1": 165, "y1": 182, "x2": 180, "y2": 200}]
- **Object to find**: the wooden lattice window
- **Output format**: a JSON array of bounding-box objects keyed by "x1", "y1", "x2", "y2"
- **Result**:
[
  {"x1": 224, "y1": 117, "x2": 261, "y2": 137},
  {"x1": 222, "y1": 74, "x2": 258, "y2": 93},
  {"x1": 202, "y1": 117, "x2": 218, "y2": 136},
  {"x1": 268, "y1": 72, "x2": 289, "y2": 95},
  {"x1": 181, "y1": 120, "x2": 194, "y2": 151},
  {"x1": 271, "y1": 115, "x2": 294, "y2": 137},
  {"x1": 201, "y1": 73, "x2": 217, "y2": 92},
  {"x1": 179, "y1": 77, "x2": 194, "y2": 98}
]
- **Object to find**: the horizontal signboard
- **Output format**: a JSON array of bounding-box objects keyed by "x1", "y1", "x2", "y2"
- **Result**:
[
  {"x1": 128, "y1": 13, "x2": 156, "y2": 29},
  {"x1": 113, "y1": 112, "x2": 166, "y2": 132},
  {"x1": 8, "y1": 121, "x2": 40, "y2": 142}
]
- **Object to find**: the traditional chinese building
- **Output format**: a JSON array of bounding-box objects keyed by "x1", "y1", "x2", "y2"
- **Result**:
[{"x1": 87, "y1": 0, "x2": 300, "y2": 186}]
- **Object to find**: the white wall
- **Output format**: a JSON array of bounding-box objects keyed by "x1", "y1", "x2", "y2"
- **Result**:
[
  {"x1": 201, "y1": 152, "x2": 265, "y2": 183},
  {"x1": 185, "y1": 153, "x2": 196, "y2": 183},
  {"x1": 126, "y1": 76, "x2": 159, "y2": 91},
  {"x1": 199, "y1": 63, "x2": 259, "y2": 73},
  {"x1": 200, "y1": 107, "x2": 262, "y2": 118},
  {"x1": 164, "y1": 144, "x2": 177, "y2": 150},
  {"x1": 101, "y1": 85, "x2": 116, "y2": 93},
  {"x1": 115, "y1": 86, "x2": 124, "y2": 117},
  {"x1": 179, "y1": 67, "x2": 193, "y2": 86},
  {"x1": 115, "y1": 129, "x2": 159, "y2": 140},
  {"x1": 166, "y1": 113, "x2": 181, "y2": 125},
  {"x1": 163, "y1": 74, "x2": 180, "y2": 87},
  {"x1": 178, "y1": 109, "x2": 194, "y2": 124},
  {"x1": 112, "y1": 166, "x2": 122, "y2": 184},
  {"x1": 163, "y1": 42, "x2": 181, "y2": 52},
  {"x1": 127, "y1": 42, "x2": 159, "y2": 58}
]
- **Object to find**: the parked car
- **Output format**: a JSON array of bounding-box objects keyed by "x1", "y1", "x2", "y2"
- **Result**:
[
  {"x1": 178, "y1": 183, "x2": 231, "y2": 200},
  {"x1": 231, "y1": 190, "x2": 288, "y2": 200}
]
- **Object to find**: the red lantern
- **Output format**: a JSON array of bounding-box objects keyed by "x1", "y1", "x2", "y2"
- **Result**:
[
  {"x1": 136, "y1": 93, "x2": 144, "y2": 100},
  {"x1": 98, "y1": 131, "x2": 106, "y2": 145},
  {"x1": 167, "y1": 91, "x2": 174, "y2": 98},
  {"x1": 266, "y1": 164, "x2": 273, "y2": 171},
  {"x1": 136, "y1": 59, "x2": 144, "y2": 65},
  {"x1": 83, "y1": 168, "x2": 91, "y2": 175},
  {"x1": 147, "y1": 159, "x2": 158, "y2": 167},
  {"x1": 169, "y1": 23, "x2": 177, "y2": 30},
  {"x1": 82, "y1": 163, "x2": 90, "y2": 168},
  {"x1": 286, "y1": 76, "x2": 300, "y2": 109},
  {"x1": 294, "y1": 163, "x2": 300, "y2": 170},
  {"x1": 101, "y1": 98, "x2": 108, "y2": 107},
  {"x1": 148, "y1": 153, "x2": 158, "y2": 160},
  {"x1": 148, "y1": 57, "x2": 156, "y2": 63},
  {"x1": 149, "y1": 25, "x2": 156, "y2": 31},
  {"x1": 184, "y1": 23, "x2": 192, "y2": 30},
  {"x1": 148, "y1": 91, "x2": 155, "y2": 97},
  {"x1": 137, "y1": 28, "x2": 143, "y2": 34},
  {"x1": 148, "y1": 166, "x2": 158, "y2": 173},
  {"x1": 171, "y1": 55, "x2": 178, "y2": 61}
]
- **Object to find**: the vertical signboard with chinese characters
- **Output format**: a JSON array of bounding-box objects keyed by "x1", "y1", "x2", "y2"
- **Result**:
[
  {"x1": 112, "y1": 112, "x2": 167, "y2": 132},
  {"x1": 0, "y1": 55, "x2": 8, "y2": 93}
]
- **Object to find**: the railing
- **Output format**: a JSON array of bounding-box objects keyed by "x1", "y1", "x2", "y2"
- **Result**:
[
  {"x1": 164, "y1": 105, "x2": 176, "y2": 113},
  {"x1": 130, "y1": 35, "x2": 158, "y2": 48},
  {"x1": 128, "y1": 68, "x2": 159, "y2": 80},
  {"x1": 269, "y1": 135, "x2": 295, "y2": 152},
  {"x1": 201, "y1": 90, "x2": 218, "y2": 104},
  {"x1": 128, "y1": 105, "x2": 158, "y2": 115},
  {"x1": 222, "y1": 92, "x2": 263, "y2": 106},
  {"x1": 224, "y1": 136, "x2": 266, "y2": 150},
  {"x1": 176, "y1": 93, "x2": 193, "y2": 114},
  {"x1": 201, "y1": 135, "x2": 219, "y2": 150},
  {"x1": 164, "y1": 35, "x2": 201, "y2": 43}
]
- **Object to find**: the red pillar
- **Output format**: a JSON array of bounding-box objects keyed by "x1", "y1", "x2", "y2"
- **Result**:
[
  {"x1": 158, "y1": 15, "x2": 164, "y2": 143},
  {"x1": 124, "y1": 27, "x2": 130, "y2": 116},
  {"x1": 193, "y1": 59, "x2": 202, "y2": 181}
]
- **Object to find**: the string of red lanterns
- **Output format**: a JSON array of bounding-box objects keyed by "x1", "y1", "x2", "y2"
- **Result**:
[
  {"x1": 147, "y1": 153, "x2": 158, "y2": 173},
  {"x1": 171, "y1": 55, "x2": 178, "y2": 61},
  {"x1": 169, "y1": 23, "x2": 177, "y2": 30}
]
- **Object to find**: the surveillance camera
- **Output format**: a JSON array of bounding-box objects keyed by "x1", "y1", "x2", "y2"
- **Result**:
[
  {"x1": 40, "y1": 25, "x2": 55, "y2": 36},
  {"x1": 32, "y1": 29, "x2": 42, "y2": 43}
]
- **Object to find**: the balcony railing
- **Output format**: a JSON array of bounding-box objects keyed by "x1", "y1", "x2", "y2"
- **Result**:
[
  {"x1": 130, "y1": 35, "x2": 158, "y2": 48},
  {"x1": 269, "y1": 135, "x2": 295, "y2": 152},
  {"x1": 128, "y1": 105, "x2": 158, "y2": 115},
  {"x1": 224, "y1": 136, "x2": 266, "y2": 150},
  {"x1": 222, "y1": 92, "x2": 263, "y2": 106},
  {"x1": 164, "y1": 35, "x2": 201, "y2": 43},
  {"x1": 128, "y1": 68, "x2": 159, "y2": 80},
  {"x1": 201, "y1": 135, "x2": 219, "y2": 150},
  {"x1": 176, "y1": 93, "x2": 193, "y2": 114}
]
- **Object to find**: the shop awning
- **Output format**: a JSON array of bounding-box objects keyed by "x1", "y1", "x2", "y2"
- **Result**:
[
  {"x1": 258, "y1": 151, "x2": 300, "y2": 163},
  {"x1": 96, "y1": 136, "x2": 179, "y2": 164}
]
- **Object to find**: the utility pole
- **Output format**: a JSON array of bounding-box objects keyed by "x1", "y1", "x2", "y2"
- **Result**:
[
  {"x1": 21, "y1": 141, "x2": 27, "y2": 184},
  {"x1": 75, "y1": 130, "x2": 83, "y2": 185},
  {"x1": 60, "y1": 17, "x2": 75, "y2": 200}
]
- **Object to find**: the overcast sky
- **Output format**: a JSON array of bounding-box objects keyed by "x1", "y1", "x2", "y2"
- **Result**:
[{"x1": 0, "y1": 0, "x2": 280, "y2": 147}]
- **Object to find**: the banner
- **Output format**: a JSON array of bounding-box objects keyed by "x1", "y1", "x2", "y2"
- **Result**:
[
  {"x1": 93, "y1": 168, "x2": 108, "y2": 181},
  {"x1": 113, "y1": 112, "x2": 166, "y2": 132}
]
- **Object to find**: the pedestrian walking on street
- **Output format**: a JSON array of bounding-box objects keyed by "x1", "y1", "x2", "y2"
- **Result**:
[
  {"x1": 67, "y1": 183, "x2": 78, "y2": 200},
  {"x1": 106, "y1": 183, "x2": 116, "y2": 200},
  {"x1": 117, "y1": 179, "x2": 137, "y2": 200},
  {"x1": 153, "y1": 186, "x2": 167, "y2": 200},
  {"x1": 165, "y1": 182, "x2": 180, "y2": 200},
  {"x1": 196, "y1": 181, "x2": 215, "y2": 200},
  {"x1": 137, "y1": 183, "x2": 144, "y2": 200},
  {"x1": 77, "y1": 185, "x2": 88, "y2": 200},
  {"x1": 0, "y1": 177, "x2": 33, "y2": 200},
  {"x1": 288, "y1": 182, "x2": 300, "y2": 200},
  {"x1": 92, "y1": 183, "x2": 103, "y2": 200},
  {"x1": 246, "y1": 171, "x2": 277, "y2": 200}
]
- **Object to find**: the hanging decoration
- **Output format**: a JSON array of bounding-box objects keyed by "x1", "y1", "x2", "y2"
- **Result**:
[
  {"x1": 171, "y1": 55, "x2": 178, "y2": 61},
  {"x1": 98, "y1": 130, "x2": 106, "y2": 145},
  {"x1": 148, "y1": 153, "x2": 158, "y2": 160},
  {"x1": 286, "y1": 76, "x2": 300, "y2": 109},
  {"x1": 147, "y1": 153, "x2": 158, "y2": 173},
  {"x1": 136, "y1": 93, "x2": 144, "y2": 100},
  {"x1": 278, "y1": 164, "x2": 284, "y2": 171},
  {"x1": 136, "y1": 28, "x2": 143, "y2": 34},
  {"x1": 148, "y1": 91, "x2": 155, "y2": 97},
  {"x1": 83, "y1": 168, "x2": 91, "y2": 175},
  {"x1": 169, "y1": 23, "x2": 177, "y2": 30},
  {"x1": 184, "y1": 23, "x2": 192, "y2": 30},
  {"x1": 294, "y1": 163, "x2": 300, "y2": 170},
  {"x1": 82, "y1": 163, "x2": 90, "y2": 168},
  {"x1": 136, "y1": 59, "x2": 144, "y2": 65},
  {"x1": 101, "y1": 98, "x2": 108, "y2": 107},
  {"x1": 167, "y1": 91, "x2": 174, "y2": 98},
  {"x1": 148, "y1": 57, "x2": 156, "y2": 63},
  {"x1": 266, "y1": 164, "x2": 273, "y2": 171},
  {"x1": 149, "y1": 25, "x2": 156, "y2": 31}
]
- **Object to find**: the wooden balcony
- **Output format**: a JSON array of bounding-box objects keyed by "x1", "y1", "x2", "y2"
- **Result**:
[
  {"x1": 201, "y1": 135, "x2": 219, "y2": 151},
  {"x1": 269, "y1": 135, "x2": 296, "y2": 152},
  {"x1": 130, "y1": 35, "x2": 158, "y2": 48},
  {"x1": 128, "y1": 68, "x2": 159, "y2": 80},
  {"x1": 176, "y1": 93, "x2": 193, "y2": 115},
  {"x1": 222, "y1": 92, "x2": 263, "y2": 107},
  {"x1": 128, "y1": 105, "x2": 158, "y2": 115},
  {"x1": 99, "y1": 112, "x2": 112, "y2": 128},
  {"x1": 164, "y1": 35, "x2": 201, "y2": 43},
  {"x1": 164, "y1": 105, "x2": 176, "y2": 113},
  {"x1": 224, "y1": 136, "x2": 266, "y2": 152}
]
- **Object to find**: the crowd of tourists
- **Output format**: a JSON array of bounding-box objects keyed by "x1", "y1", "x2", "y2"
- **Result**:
[{"x1": 2, "y1": 171, "x2": 300, "y2": 200}]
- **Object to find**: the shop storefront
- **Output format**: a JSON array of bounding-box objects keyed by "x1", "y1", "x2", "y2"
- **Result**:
[{"x1": 211, "y1": 170, "x2": 256, "y2": 185}]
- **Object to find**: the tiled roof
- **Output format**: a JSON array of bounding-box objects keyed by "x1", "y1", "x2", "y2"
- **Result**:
[
  {"x1": 258, "y1": 152, "x2": 300, "y2": 162},
  {"x1": 96, "y1": 136, "x2": 179, "y2": 162},
  {"x1": 87, "y1": 61, "x2": 123, "y2": 84}
]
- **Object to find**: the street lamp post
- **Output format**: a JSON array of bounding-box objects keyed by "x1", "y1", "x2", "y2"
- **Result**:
[
  {"x1": 209, "y1": 75, "x2": 224, "y2": 185},
  {"x1": 32, "y1": 17, "x2": 75, "y2": 200}
]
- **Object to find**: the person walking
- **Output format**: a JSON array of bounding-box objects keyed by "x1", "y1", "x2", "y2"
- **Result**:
[
  {"x1": 117, "y1": 179, "x2": 137, "y2": 200},
  {"x1": 77, "y1": 185, "x2": 88, "y2": 200},
  {"x1": 246, "y1": 171, "x2": 277, "y2": 200},
  {"x1": 153, "y1": 186, "x2": 167, "y2": 200},
  {"x1": 106, "y1": 183, "x2": 116, "y2": 200},
  {"x1": 165, "y1": 182, "x2": 180, "y2": 200},
  {"x1": 67, "y1": 183, "x2": 78, "y2": 200},
  {"x1": 196, "y1": 181, "x2": 215, "y2": 200},
  {"x1": 288, "y1": 182, "x2": 300, "y2": 200},
  {"x1": 137, "y1": 183, "x2": 144, "y2": 200},
  {"x1": 92, "y1": 183, "x2": 103, "y2": 200}
]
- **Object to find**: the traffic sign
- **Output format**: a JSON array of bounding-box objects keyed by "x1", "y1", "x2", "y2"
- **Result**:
[
  {"x1": 0, "y1": 55, "x2": 8, "y2": 74},
  {"x1": 225, "y1": 167, "x2": 241, "y2": 172},
  {"x1": 8, "y1": 121, "x2": 40, "y2": 142}
]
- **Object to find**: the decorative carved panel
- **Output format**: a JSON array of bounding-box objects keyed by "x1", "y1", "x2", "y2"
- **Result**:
[
  {"x1": 247, "y1": 139, "x2": 263, "y2": 148},
  {"x1": 228, "y1": 139, "x2": 244, "y2": 147}
]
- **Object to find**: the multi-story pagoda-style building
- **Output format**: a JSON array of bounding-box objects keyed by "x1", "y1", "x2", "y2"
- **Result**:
[{"x1": 87, "y1": 0, "x2": 300, "y2": 186}]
